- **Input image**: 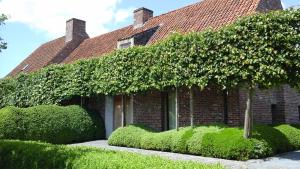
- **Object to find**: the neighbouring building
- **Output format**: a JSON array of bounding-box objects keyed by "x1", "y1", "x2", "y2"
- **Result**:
[{"x1": 8, "y1": 0, "x2": 300, "y2": 138}]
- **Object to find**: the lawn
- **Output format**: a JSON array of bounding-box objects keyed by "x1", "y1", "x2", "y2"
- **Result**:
[{"x1": 0, "y1": 140, "x2": 223, "y2": 169}]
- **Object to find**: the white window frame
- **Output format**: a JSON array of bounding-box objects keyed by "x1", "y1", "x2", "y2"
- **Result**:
[{"x1": 117, "y1": 38, "x2": 134, "y2": 49}]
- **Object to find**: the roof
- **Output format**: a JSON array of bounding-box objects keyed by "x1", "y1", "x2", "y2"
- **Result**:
[
  {"x1": 63, "y1": 0, "x2": 265, "y2": 63},
  {"x1": 8, "y1": 0, "x2": 283, "y2": 75}
]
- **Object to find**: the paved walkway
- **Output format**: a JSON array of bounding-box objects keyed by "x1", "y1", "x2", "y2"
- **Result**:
[{"x1": 71, "y1": 140, "x2": 300, "y2": 169}]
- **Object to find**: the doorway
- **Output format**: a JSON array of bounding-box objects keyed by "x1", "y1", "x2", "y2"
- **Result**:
[
  {"x1": 113, "y1": 95, "x2": 123, "y2": 129},
  {"x1": 113, "y1": 95, "x2": 133, "y2": 130}
]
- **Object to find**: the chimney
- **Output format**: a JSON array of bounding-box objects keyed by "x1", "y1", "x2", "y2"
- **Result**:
[
  {"x1": 65, "y1": 18, "x2": 88, "y2": 43},
  {"x1": 133, "y1": 7, "x2": 153, "y2": 29}
]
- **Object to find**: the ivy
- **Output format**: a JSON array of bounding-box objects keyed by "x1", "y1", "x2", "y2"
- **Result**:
[{"x1": 0, "y1": 9, "x2": 299, "y2": 108}]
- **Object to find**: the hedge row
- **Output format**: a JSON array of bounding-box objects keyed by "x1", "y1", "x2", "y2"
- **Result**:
[
  {"x1": 108, "y1": 124, "x2": 300, "y2": 160},
  {"x1": 0, "y1": 140, "x2": 223, "y2": 169},
  {"x1": 1, "y1": 9, "x2": 300, "y2": 108},
  {"x1": 0, "y1": 105, "x2": 105, "y2": 144}
]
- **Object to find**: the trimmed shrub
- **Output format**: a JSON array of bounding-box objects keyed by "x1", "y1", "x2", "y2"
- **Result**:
[
  {"x1": 140, "y1": 130, "x2": 174, "y2": 151},
  {"x1": 253, "y1": 124, "x2": 290, "y2": 154},
  {"x1": 200, "y1": 128, "x2": 272, "y2": 160},
  {"x1": 0, "y1": 140, "x2": 223, "y2": 169},
  {"x1": 0, "y1": 105, "x2": 105, "y2": 144},
  {"x1": 109, "y1": 124, "x2": 300, "y2": 160},
  {"x1": 140, "y1": 127, "x2": 194, "y2": 153},
  {"x1": 275, "y1": 124, "x2": 300, "y2": 150},
  {"x1": 187, "y1": 125, "x2": 224, "y2": 155},
  {"x1": 108, "y1": 124, "x2": 152, "y2": 148}
]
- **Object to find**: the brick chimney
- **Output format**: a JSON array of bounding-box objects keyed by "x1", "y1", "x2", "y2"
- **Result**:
[
  {"x1": 65, "y1": 18, "x2": 89, "y2": 43},
  {"x1": 133, "y1": 7, "x2": 153, "y2": 29},
  {"x1": 256, "y1": 0, "x2": 283, "y2": 12}
]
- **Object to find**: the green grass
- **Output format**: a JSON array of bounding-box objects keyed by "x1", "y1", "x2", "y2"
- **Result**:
[
  {"x1": 108, "y1": 124, "x2": 300, "y2": 160},
  {"x1": 0, "y1": 140, "x2": 223, "y2": 169},
  {"x1": 0, "y1": 105, "x2": 105, "y2": 144}
]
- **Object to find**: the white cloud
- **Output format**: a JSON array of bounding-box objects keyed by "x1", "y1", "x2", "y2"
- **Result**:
[
  {"x1": 281, "y1": 1, "x2": 286, "y2": 8},
  {"x1": 0, "y1": 0, "x2": 133, "y2": 37}
]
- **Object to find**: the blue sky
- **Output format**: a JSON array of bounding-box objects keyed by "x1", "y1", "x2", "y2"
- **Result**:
[{"x1": 0, "y1": 0, "x2": 299, "y2": 78}]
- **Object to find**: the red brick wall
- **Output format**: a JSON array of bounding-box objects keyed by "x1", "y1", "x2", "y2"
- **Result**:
[
  {"x1": 283, "y1": 85, "x2": 300, "y2": 124},
  {"x1": 177, "y1": 86, "x2": 241, "y2": 127},
  {"x1": 192, "y1": 86, "x2": 225, "y2": 125},
  {"x1": 239, "y1": 88, "x2": 274, "y2": 124},
  {"x1": 132, "y1": 90, "x2": 163, "y2": 131},
  {"x1": 178, "y1": 87, "x2": 191, "y2": 127},
  {"x1": 227, "y1": 89, "x2": 241, "y2": 126},
  {"x1": 131, "y1": 86, "x2": 242, "y2": 130}
]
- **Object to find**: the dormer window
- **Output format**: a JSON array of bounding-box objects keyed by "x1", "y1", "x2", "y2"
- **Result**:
[
  {"x1": 117, "y1": 38, "x2": 134, "y2": 49},
  {"x1": 21, "y1": 64, "x2": 29, "y2": 71}
]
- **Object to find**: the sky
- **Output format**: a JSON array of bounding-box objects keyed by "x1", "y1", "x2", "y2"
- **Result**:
[{"x1": 0, "y1": 0, "x2": 299, "y2": 78}]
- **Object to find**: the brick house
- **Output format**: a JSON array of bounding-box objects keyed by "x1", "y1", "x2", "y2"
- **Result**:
[{"x1": 8, "y1": 0, "x2": 300, "y2": 137}]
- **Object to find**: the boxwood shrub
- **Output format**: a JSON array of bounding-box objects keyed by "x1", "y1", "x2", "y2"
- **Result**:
[
  {"x1": 0, "y1": 140, "x2": 223, "y2": 169},
  {"x1": 108, "y1": 124, "x2": 300, "y2": 160},
  {"x1": 0, "y1": 105, "x2": 105, "y2": 144},
  {"x1": 108, "y1": 124, "x2": 152, "y2": 148},
  {"x1": 187, "y1": 125, "x2": 224, "y2": 155},
  {"x1": 140, "y1": 127, "x2": 194, "y2": 153}
]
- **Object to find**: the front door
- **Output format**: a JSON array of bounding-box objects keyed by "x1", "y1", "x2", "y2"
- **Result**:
[
  {"x1": 113, "y1": 96, "x2": 123, "y2": 129},
  {"x1": 113, "y1": 95, "x2": 133, "y2": 129}
]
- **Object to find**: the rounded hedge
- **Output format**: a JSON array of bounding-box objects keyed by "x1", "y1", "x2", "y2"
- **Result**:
[
  {"x1": 0, "y1": 105, "x2": 105, "y2": 144},
  {"x1": 108, "y1": 124, "x2": 300, "y2": 160}
]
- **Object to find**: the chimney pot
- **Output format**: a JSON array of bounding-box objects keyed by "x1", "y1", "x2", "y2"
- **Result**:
[{"x1": 133, "y1": 7, "x2": 153, "y2": 29}]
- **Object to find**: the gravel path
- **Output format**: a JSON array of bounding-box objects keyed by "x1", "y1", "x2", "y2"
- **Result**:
[{"x1": 71, "y1": 140, "x2": 300, "y2": 169}]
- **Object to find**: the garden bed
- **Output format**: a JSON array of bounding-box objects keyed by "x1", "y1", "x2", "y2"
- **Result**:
[{"x1": 108, "y1": 124, "x2": 300, "y2": 160}]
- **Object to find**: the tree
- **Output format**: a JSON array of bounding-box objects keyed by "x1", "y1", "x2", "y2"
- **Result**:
[
  {"x1": 212, "y1": 9, "x2": 300, "y2": 138},
  {"x1": 0, "y1": 14, "x2": 7, "y2": 52}
]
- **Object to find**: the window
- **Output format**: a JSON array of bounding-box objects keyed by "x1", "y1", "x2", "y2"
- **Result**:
[
  {"x1": 119, "y1": 42, "x2": 132, "y2": 49},
  {"x1": 21, "y1": 64, "x2": 29, "y2": 71},
  {"x1": 117, "y1": 38, "x2": 134, "y2": 49}
]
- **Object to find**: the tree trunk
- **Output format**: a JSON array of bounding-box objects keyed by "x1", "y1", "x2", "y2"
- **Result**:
[
  {"x1": 243, "y1": 87, "x2": 254, "y2": 139},
  {"x1": 121, "y1": 95, "x2": 125, "y2": 127},
  {"x1": 223, "y1": 90, "x2": 228, "y2": 124},
  {"x1": 190, "y1": 87, "x2": 194, "y2": 128},
  {"x1": 175, "y1": 87, "x2": 179, "y2": 131}
]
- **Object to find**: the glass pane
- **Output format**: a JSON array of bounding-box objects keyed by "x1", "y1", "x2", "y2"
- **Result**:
[{"x1": 168, "y1": 91, "x2": 176, "y2": 130}]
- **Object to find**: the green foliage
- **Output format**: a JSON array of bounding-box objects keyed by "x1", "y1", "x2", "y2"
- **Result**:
[
  {"x1": 108, "y1": 124, "x2": 300, "y2": 160},
  {"x1": 187, "y1": 125, "x2": 224, "y2": 155},
  {"x1": 274, "y1": 124, "x2": 300, "y2": 150},
  {"x1": 107, "y1": 124, "x2": 152, "y2": 148},
  {"x1": 0, "y1": 140, "x2": 223, "y2": 169},
  {"x1": 0, "y1": 13, "x2": 7, "y2": 52},
  {"x1": 1, "y1": 9, "x2": 300, "y2": 107},
  {"x1": 200, "y1": 128, "x2": 270, "y2": 160},
  {"x1": 0, "y1": 105, "x2": 105, "y2": 144},
  {"x1": 140, "y1": 127, "x2": 194, "y2": 153}
]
